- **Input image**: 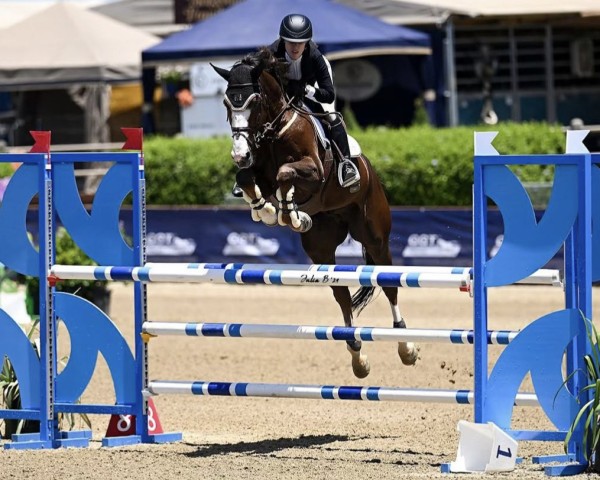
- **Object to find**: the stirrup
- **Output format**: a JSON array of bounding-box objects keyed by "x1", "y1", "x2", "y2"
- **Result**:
[{"x1": 338, "y1": 159, "x2": 360, "y2": 188}]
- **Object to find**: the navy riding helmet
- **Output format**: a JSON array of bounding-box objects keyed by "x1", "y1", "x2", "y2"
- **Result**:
[{"x1": 279, "y1": 14, "x2": 312, "y2": 43}]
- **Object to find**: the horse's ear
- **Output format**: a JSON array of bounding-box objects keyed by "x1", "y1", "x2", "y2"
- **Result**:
[
  {"x1": 211, "y1": 63, "x2": 231, "y2": 81},
  {"x1": 253, "y1": 64, "x2": 266, "y2": 80}
]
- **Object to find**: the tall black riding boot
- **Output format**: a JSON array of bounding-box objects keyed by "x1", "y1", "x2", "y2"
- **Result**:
[
  {"x1": 330, "y1": 119, "x2": 360, "y2": 189},
  {"x1": 231, "y1": 182, "x2": 243, "y2": 198}
]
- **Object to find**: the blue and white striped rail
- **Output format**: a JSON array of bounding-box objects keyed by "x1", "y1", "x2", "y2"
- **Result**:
[
  {"x1": 50, "y1": 265, "x2": 470, "y2": 289},
  {"x1": 146, "y1": 262, "x2": 562, "y2": 287},
  {"x1": 142, "y1": 322, "x2": 519, "y2": 345},
  {"x1": 146, "y1": 380, "x2": 539, "y2": 406}
]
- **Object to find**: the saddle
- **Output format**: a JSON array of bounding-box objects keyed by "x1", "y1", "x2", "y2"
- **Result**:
[{"x1": 304, "y1": 111, "x2": 362, "y2": 184}]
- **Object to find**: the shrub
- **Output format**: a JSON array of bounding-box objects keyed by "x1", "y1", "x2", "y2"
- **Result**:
[{"x1": 142, "y1": 122, "x2": 565, "y2": 206}]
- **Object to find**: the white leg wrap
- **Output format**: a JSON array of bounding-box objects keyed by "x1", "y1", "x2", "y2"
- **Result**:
[
  {"x1": 243, "y1": 185, "x2": 277, "y2": 225},
  {"x1": 290, "y1": 210, "x2": 301, "y2": 229},
  {"x1": 275, "y1": 188, "x2": 285, "y2": 226},
  {"x1": 285, "y1": 187, "x2": 302, "y2": 228},
  {"x1": 390, "y1": 303, "x2": 402, "y2": 324},
  {"x1": 261, "y1": 202, "x2": 277, "y2": 226}
]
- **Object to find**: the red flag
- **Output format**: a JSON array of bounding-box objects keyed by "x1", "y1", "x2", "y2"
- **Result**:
[
  {"x1": 121, "y1": 127, "x2": 143, "y2": 151},
  {"x1": 29, "y1": 131, "x2": 51, "y2": 153}
]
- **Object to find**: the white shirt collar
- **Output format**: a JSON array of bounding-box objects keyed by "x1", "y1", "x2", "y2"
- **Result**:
[{"x1": 285, "y1": 52, "x2": 302, "y2": 80}]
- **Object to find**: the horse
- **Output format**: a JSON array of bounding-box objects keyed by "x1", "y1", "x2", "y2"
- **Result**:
[{"x1": 212, "y1": 47, "x2": 418, "y2": 378}]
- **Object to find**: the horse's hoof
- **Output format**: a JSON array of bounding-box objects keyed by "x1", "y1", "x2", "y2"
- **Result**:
[
  {"x1": 351, "y1": 355, "x2": 370, "y2": 378},
  {"x1": 398, "y1": 342, "x2": 419, "y2": 366},
  {"x1": 291, "y1": 212, "x2": 312, "y2": 232},
  {"x1": 259, "y1": 205, "x2": 278, "y2": 226},
  {"x1": 277, "y1": 211, "x2": 287, "y2": 226},
  {"x1": 347, "y1": 343, "x2": 370, "y2": 378}
]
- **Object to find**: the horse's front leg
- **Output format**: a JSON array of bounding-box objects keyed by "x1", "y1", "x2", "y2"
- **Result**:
[
  {"x1": 236, "y1": 168, "x2": 277, "y2": 226},
  {"x1": 275, "y1": 159, "x2": 319, "y2": 232}
]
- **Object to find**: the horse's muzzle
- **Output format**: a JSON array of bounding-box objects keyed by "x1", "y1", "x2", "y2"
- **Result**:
[{"x1": 233, "y1": 152, "x2": 253, "y2": 169}]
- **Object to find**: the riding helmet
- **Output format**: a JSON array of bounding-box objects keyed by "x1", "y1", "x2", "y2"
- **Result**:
[{"x1": 279, "y1": 14, "x2": 312, "y2": 43}]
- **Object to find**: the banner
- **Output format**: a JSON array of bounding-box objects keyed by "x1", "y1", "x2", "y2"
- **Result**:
[
  {"x1": 130, "y1": 208, "x2": 563, "y2": 270},
  {"x1": 26, "y1": 207, "x2": 562, "y2": 270}
]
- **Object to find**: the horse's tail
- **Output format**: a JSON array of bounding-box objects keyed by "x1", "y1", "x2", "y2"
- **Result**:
[
  {"x1": 351, "y1": 250, "x2": 378, "y2": 316},
  {"x1": 351, "y1": 286, "x2": 376, "y2": 317}
]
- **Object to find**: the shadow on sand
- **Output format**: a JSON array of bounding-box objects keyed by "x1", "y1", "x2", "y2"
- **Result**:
[{"x1": 183, "y1": 434, "x2": 351, "y2": 458}]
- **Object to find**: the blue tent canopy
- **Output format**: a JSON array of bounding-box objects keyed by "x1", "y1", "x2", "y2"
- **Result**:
[{"x1": 142, "y1": 0, "x2": 431, "y2": 64}]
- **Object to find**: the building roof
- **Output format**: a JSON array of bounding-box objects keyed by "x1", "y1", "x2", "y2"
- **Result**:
[
  {"x1": 92, "y1": 0, "x2": 188, "y2": 36},
  {"x1": 338, "y1": 0, "x2": 600, "y2": 22}
]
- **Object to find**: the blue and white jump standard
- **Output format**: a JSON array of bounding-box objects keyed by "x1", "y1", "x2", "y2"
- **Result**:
[{"x1": 0, "y1": 130, "x2": 181, "y2": 449}]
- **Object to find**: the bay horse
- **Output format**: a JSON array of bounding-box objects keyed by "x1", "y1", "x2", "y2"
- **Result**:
[{"x1": 212, "y1": 48, "x2": 418, "y2": 378}]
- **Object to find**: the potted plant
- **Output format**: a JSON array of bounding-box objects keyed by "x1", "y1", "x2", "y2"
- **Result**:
[
  {"x1": 0, "y1": 319, "x2": 91, "y2": 438},
  {"x1": 563, "y1": 316, "x2": 600, "y2": 472},
  {"x1": 25, "y1": 226, "x2": 111, "y2": 317}
]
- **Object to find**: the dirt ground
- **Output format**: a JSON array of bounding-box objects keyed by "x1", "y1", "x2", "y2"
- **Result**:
[{"x1": 1, "y1": 282, "x2": 598, "y2": 479}]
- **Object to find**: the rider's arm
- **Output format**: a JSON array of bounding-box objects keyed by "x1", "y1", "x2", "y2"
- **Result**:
[{"x1": 309, "y1": 53, "x2": 335, "y2": 105}]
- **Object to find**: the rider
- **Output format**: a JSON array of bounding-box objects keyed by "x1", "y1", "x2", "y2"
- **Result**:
[{"x1": 232, "y1": 13, "x2": 360, "y2": 197}]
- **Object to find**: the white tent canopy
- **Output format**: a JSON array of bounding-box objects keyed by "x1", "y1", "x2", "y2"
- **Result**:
[
  {"x1": 0, "y1": 2, "x2": 160, "y2": 90},
  {"x1": 0, "y1": 0, "x2": 109, "y2": 30}
]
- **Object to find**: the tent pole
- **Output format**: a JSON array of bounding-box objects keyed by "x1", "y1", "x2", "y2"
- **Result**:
[{"x1": 443, "y1": 17, "x2": 458, "y2": 126}]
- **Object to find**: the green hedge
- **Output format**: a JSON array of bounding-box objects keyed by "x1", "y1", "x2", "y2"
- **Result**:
[
  {"x1": 0, "y1": 162, "x2": 13, "y2": 178},
  {"x1": 144, "y1": 122, "x2": 565, "y2": 206}
]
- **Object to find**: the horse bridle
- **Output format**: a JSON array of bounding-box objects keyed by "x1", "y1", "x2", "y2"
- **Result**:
[{"x1": 224, "y1": 81, "x2": 295, "y2": 149}]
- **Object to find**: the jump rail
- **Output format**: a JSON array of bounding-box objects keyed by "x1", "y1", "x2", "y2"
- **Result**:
[
  {"x1": 146, "y1": 262, "x2": 563, "y2": 287},
  {"x1": 142, "y1": 322, "x2": 519, "y2": 345},
  {"x1": 146, "y1": 380, "x2": 539, "y2": 406},
  {"x1": 49, "y1": 265, "x2": 471, "y2": 289}
]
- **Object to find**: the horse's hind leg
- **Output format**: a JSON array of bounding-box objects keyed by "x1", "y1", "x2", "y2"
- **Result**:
[
  {"x1": 301, "y1": 215, "x2": 370, "y2": 378},
  {"x1": 350, "y1": 178, "x2": 418, "y2": 366},
  {"x1": 384, "y1": 286, "x2": 419, "y2": 366},
  {"x1": 332, "y1": 285, "x2": 370, "y2": 378}
]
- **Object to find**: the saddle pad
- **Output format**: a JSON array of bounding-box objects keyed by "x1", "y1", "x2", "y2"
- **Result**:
[
  {"x1": 308, "y1": 113, "x2": 330, "y2": 150},
  {"x1": 348, "y1": 135, "x2": 362, "y2": 157},
  {"x1": 302, "y1": 104, "x2": 362, "y2": 157}
]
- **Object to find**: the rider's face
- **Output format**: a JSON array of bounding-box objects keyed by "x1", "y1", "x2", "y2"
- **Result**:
[{"x1": 284, "y1": 41, "x2": 306, "y2": 61}]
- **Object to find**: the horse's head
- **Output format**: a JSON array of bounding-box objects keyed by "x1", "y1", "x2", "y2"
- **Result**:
[{"x1": 212, "y1": 48, "x2": 288, "y2": 168}]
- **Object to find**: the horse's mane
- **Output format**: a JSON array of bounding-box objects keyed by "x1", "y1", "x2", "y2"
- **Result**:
[{"x1": 238, "y1": 47, "x2": 289, "y2": 87}]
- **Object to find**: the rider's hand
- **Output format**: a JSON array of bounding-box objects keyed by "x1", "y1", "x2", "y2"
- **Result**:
[{"x1": 305, "y1": 85, "x2": 316, "y2": 100}]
